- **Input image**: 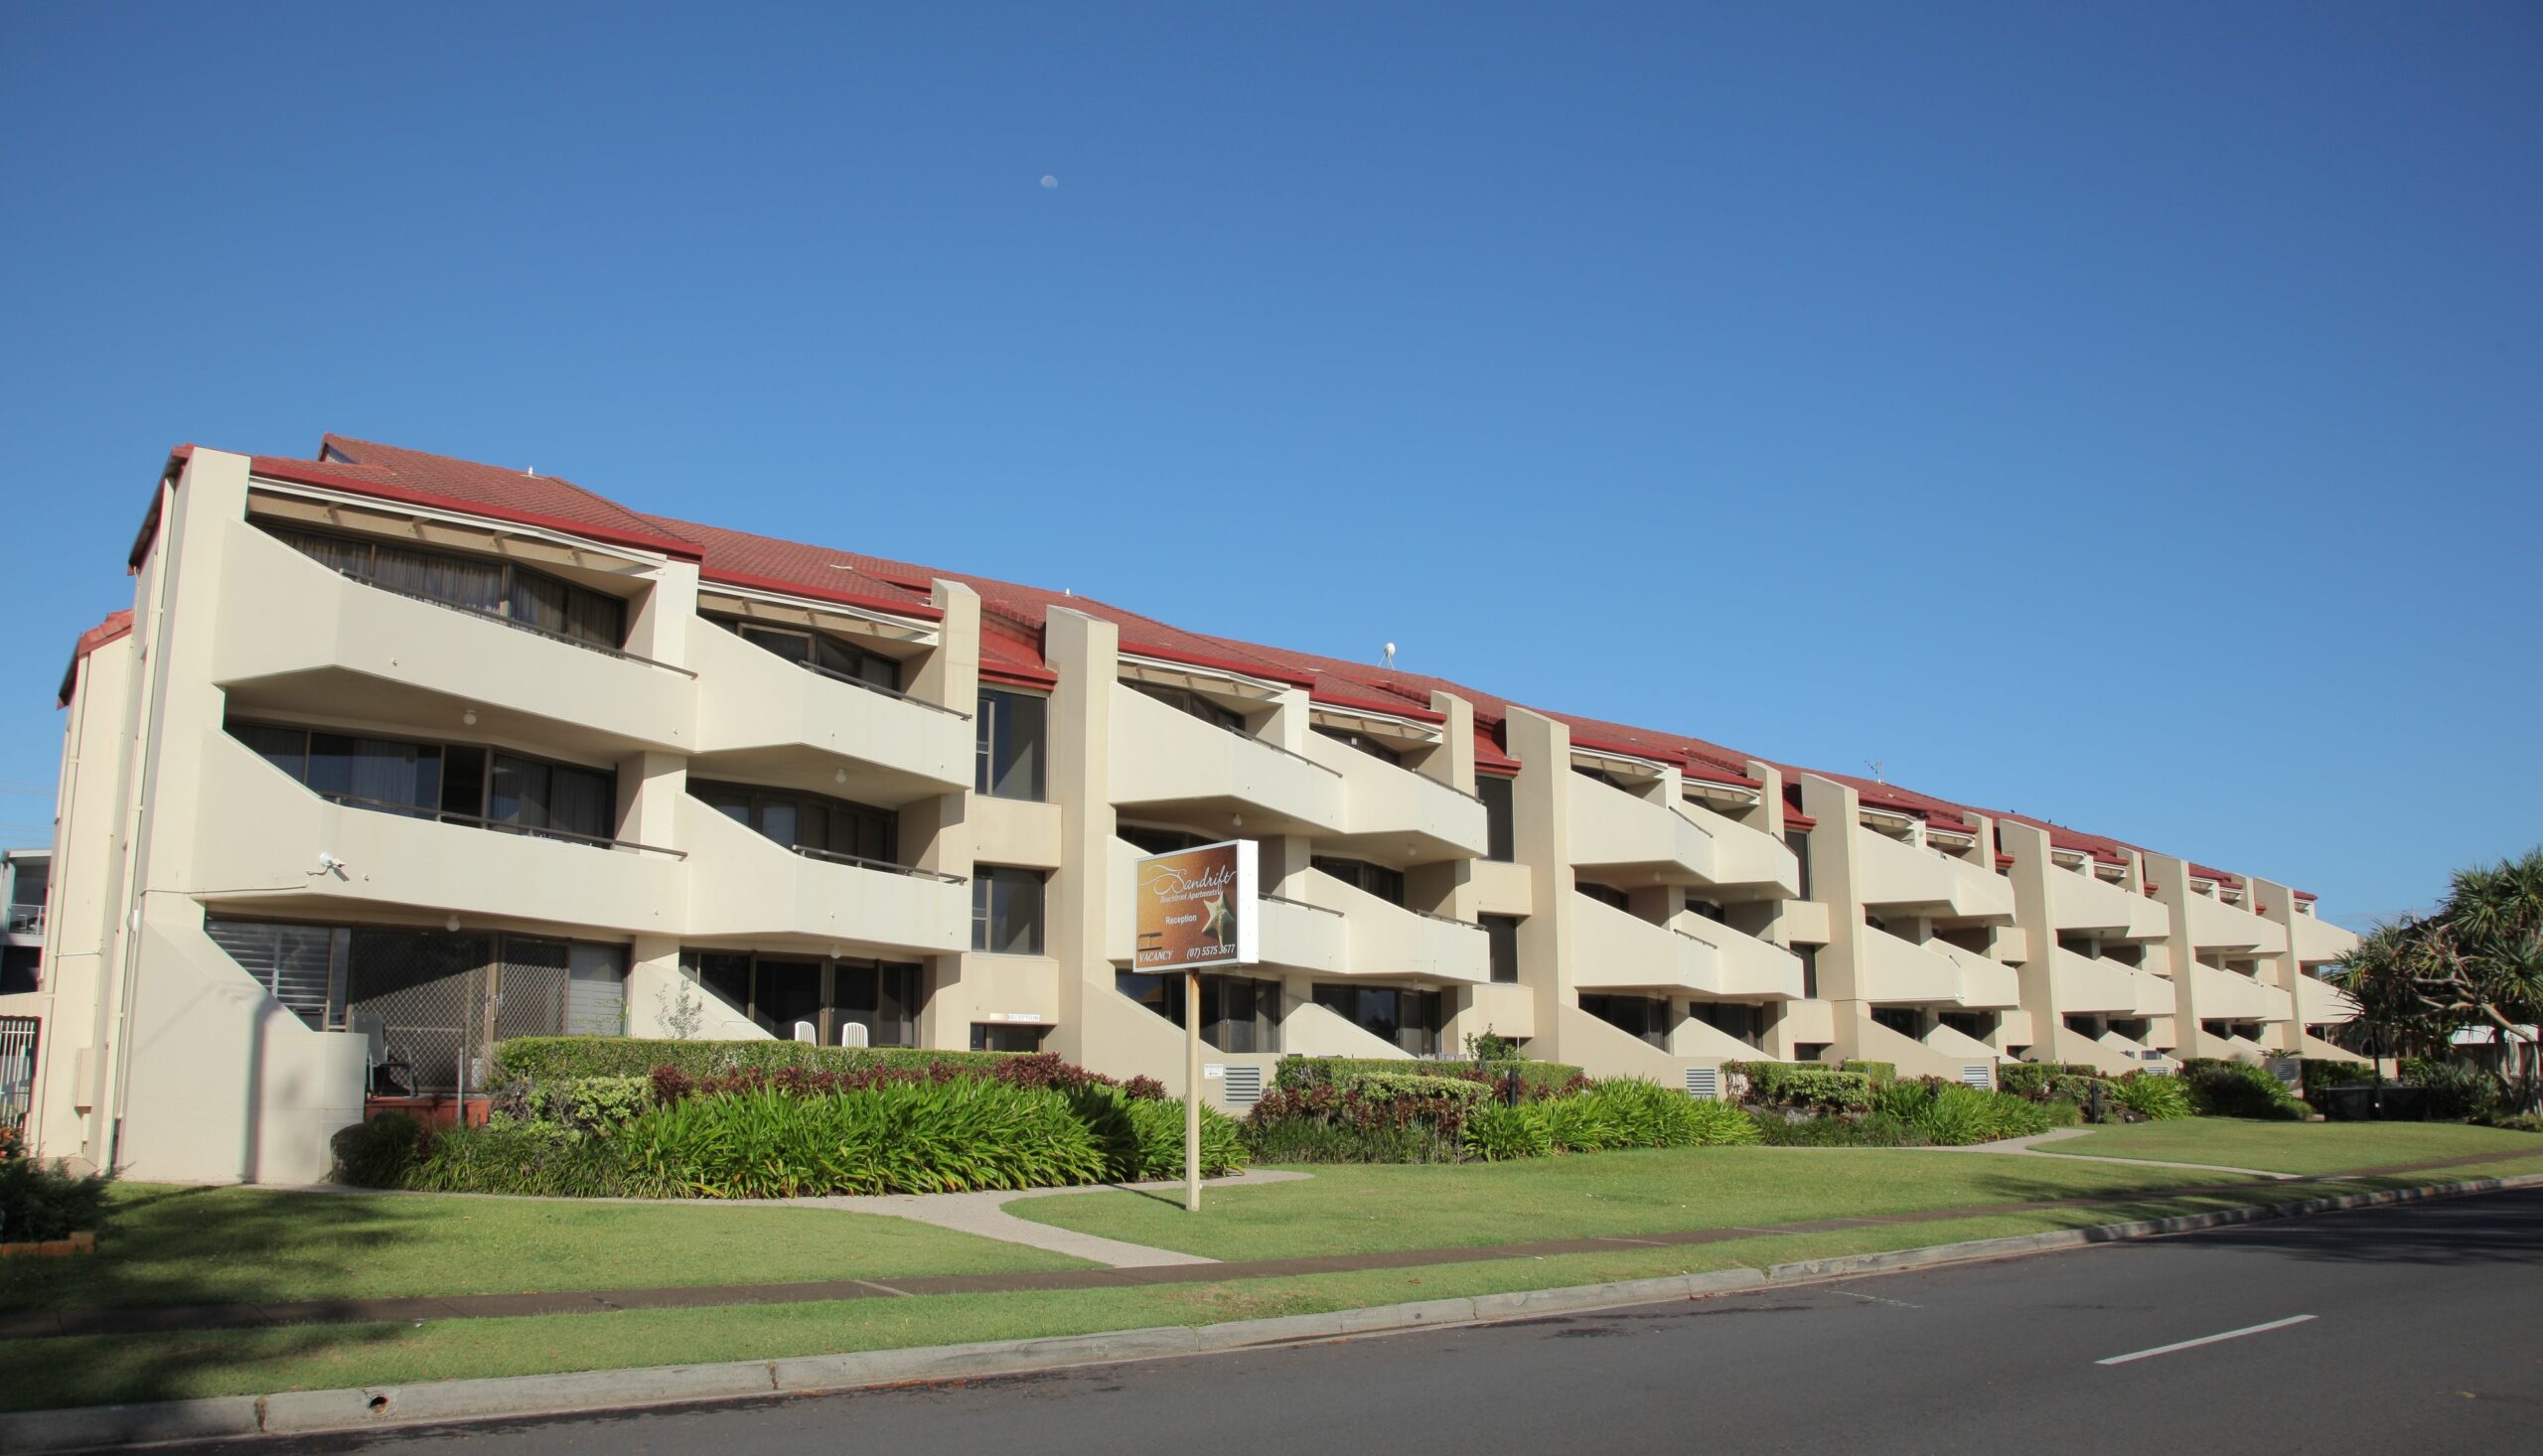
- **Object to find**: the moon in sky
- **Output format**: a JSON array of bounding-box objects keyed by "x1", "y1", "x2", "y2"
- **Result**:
[{"x1": 1040, "y1": 175, "x2": 1058, "y2": 190}]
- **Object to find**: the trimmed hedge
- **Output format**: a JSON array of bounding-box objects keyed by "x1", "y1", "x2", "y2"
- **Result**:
[
  {"x1": 492, "y1": 1037, "x2": 1015, "y2": 1088},
  {"x1": 1272, "y1": 1056, "x2": 1586, "y2": 1099},
  {"x1": 1841, "y1": 1061, "x2": 1898, "y2": 1086},
  {"x1": 1727, "y1": 1061, "x2": 1874, "y2": 1113}
]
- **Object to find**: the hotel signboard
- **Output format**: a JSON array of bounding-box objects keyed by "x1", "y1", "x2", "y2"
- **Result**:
[{"x1": 1132, "y1": 839, "x2": 1260, "y2": 972}]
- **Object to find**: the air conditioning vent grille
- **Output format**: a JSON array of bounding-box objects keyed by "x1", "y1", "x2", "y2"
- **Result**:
[
  {"x1": 1960, "y1": 1063, "x2": 1994, "y2": 1090},
  {"x1": 1684, "y1": 1067, "x2": 1720, "y2": 1100},
  {"x1": 1221, "y1": 1064, "x2": 1265, "y2": 1109}
]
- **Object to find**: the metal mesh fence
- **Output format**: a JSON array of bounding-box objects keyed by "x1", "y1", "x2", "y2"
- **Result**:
[{"x1": 348, "y1": 931, "x2": 492, "y2": 1092}]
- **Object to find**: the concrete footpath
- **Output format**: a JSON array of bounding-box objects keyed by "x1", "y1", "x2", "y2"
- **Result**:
[{"x1": 6, "y1": 1170, "x2": 2537, "y2": 1455}]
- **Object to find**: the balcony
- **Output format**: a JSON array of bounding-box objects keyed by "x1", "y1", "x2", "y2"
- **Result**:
[
  {"x1": 687, "y1": 622, "x2": 970, "y2": 805},
  {"x1": 1925, "y1": 939, "x2": 2020, "y2": 1009},
  {"x1": 2186, "y1": 960, "x2": 2293, "y2": 1024},
  {"x1": 1301, "y1": 868, "x2": 1489, "y2": 985},
  {"x1": 2290, "y1": 912, "x2": 2358, "y2": 967},
  {"x1": 1571, "y1": 893, "x2": 1802, "y2": 999},
  {"x1": 197, "y1": 730, "x2": 683, "y2": 935},
  {"x1": 2295, "y1": 971, "x2": 2360, "y2": 1025},
  {"x1": 4, "y1": 903, "x2": 41, "y2": 937},
  {"x1": 1300, "y1": 732, "x2": 1489, "y2": 863},
  {"x1": 2049, "y1": 946, "x2": 2142, "y2": 1015},
  {"x1": 679, "y1": 795, "x2": 966, "y2": 957},
  {"x1": 1857, "y1": 925, "x2": 1967, "y2": 1005},
  {"x1": 2129, "y1": 966, "x2": 2179, "y2": 1019},
  {"x1": 2049, "y1": 868, "x2": 2169, "y2": 942},
  {"x1": 1855, "y1": 828, "x2": 2015, "y2": 923},
  {"x1": 1108, "y1": 683, "x2": 1344, "y2": 836},
  {"x1": 209, "y1": 517, "x2": 692, "y2": 759},
  {"x1": 1568, "y1": 775, "x2": 1799, "y2": 898},
  {"x1": 2182, "y1": 891, "x2": 2290, "y2": 955}
]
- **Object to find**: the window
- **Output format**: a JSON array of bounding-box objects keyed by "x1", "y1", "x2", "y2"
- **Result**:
[
  {"x1": 1482, "y1": 913, "x2": 1521, "y2": 985},
  {"x1": 1580, "y1": 993, "x2": 1671, "y2": 1048},
  {"x1": 228, "y1": 721, "x2": 619, "y2": 844},
  {"x1": 975, "y1": 688, "x2": 1047, "y2": 801},
  {"x1": 1313, "y1": 856, "x2": 1405, "y2": 907},
  {"x1": 972, "y1": 867, "x2": 1047, "y2": 955},
  {"x1": 1117, "y1": 971, "x2": 1282, "y2": 1053},
  {"x1": 204, "y1": 917, "x2": 628, "y2": 1090},
  {"x1": 709, "y1": 615, "x2": 902, "y2": 692},
  {"x1": 1578, "y1": 882, "x2": 1630, "y2": 912},
  {"x1": 1688, "y1": 1000, "x2": 1762, "y2": 1047},
  {"x1": 1796, "y1": 944, "x2": 1819, "y2": 999},
  {"x1": 1785, "y1": 828, "x2": 1812, "y2": 901},
  {"x1": 1310, "y1": 982, "x2": 1442, "y2": 1056},
  {"x1": 691, "y1": 780, "x2": 896, "y2": 864},
  {"x1": 1871, "y1": 1006, "x2": 1921, "y2": 1036},
  {"x1": 972, "y1": 1023, "x2": 1050, "y2": 1053},
  {"x1": 683, "y1": 949, "x2": 923, "y2": 1046},
  {"x1": 1121, "y1": 824, "x2": 1209, "y2": 856},
  {"x1": 1311, "y1": 724, "x2": 1403, "y2": 766},
  {"x1": 1130, "y1": 681, "x2": 1247, "y2": 732},
  {"x1": 2057, "y1": 933, "x2": 2098, "y2": 956},
  {"x1": 1479, "y1": 776, "x2": 1516, "y2": 862},
  {"x1": 260, "y1": 521, "x2": 626, "y2": 650}
]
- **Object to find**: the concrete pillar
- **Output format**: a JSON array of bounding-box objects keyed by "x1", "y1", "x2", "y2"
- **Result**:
[
  {"x1": 1504, "y1": 708, "x2": 1572, "y2": 1063},
  {"x1": 909, "y1": 582, "x2": 982, "y2": 1050},
  {"x1": 2000, "y1": 819, "x2": 2064, "y2": 1061},
  {"x1": 2145, "y1": 852, "x2": 2210, "y2": 1056},
  {"x1": 1040, "y1": 608, "x2": 1119, "y2": 1065}
]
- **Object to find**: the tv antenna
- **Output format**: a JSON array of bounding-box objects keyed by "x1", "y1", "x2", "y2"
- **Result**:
[
  {"x1": 1382, "y1": 641, "x2": 1397, "y2": 668},
  {"x1": 1865, "y1": 759, "x2": 1885, "y2": 784}
]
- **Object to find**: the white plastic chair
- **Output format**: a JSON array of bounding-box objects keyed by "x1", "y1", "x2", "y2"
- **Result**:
[
  {"x1": 793, "y1": 1020, "x2": 818, "y2": 1045},
  {"x1": 838, "y1": 1022, "x2": 870, "y2": 1049}
]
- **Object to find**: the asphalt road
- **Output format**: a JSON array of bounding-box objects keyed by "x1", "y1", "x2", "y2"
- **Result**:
[{"x1": 205, "y1": 1187, "x2": 2543, "y2": 1456}]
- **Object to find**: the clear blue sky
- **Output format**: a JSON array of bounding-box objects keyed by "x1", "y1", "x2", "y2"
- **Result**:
[{"x1": 2, "y1": 3, "x2": 2535, "y2": 926}]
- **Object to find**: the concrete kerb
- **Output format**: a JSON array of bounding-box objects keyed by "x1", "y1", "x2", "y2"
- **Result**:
[{"x1": 8, "y1": 1171, "x2": 2540, "y2": 1455}]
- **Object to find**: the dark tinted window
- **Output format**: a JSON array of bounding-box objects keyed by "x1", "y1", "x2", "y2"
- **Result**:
[
  {"x1": 1482, "y1": 914, "x2": 1521, "y2": 984},
  {"x1": 1479, "y1": 776, "x2": 1516, "y2": 862},
  {"x1": 975, "y1": 688, "x2": 1047, "y2": 801},
  {"x1": 972, "y1": 867, "x2": 1047, "y2": 955}
]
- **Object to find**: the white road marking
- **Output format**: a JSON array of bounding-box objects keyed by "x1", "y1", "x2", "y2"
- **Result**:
[{"x1": 2096, "y1": 1314, "x2": 2317, "y2": 1366}]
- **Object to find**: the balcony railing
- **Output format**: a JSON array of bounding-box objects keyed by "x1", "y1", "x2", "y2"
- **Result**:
[
  {"x1": 4, "y1": 904, "x2": 41, "y2": 936},
  {"x1": 789, "y1": 842, "x2": 968, "y2": 885},
  {"x1": 316, "y1": 563, "x2": 696, "y2": 677},
  {"x1": 787, "y1": 655, "x2": 972, "y2": 720},
  {"x1": 1262, "y1": 892, "x2": 1345, "y2": 918},
  {"x1": 315, "y1": 791, "x2": 687, "y2": 859}
]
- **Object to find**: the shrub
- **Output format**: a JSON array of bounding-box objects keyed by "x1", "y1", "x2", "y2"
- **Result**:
[
  {"x1": 2401, "y1": 1058, "x2": 2502, "y2": 1121},
  {"x1": 489, "y1": 1075, "x2": 653, "y2": 1136},
  {"x1": 2110, "y1": 1073, "x2": 2193, "y2": 1121},
  {"x1": 615, "y1": 1082, "x2": 1111, "y2": 1198},
  {"x1": 1998, "y1": 1063, "x2": 2103, "y2": 1098},
  {"x1": 1584, "y1": 1079, "x2": 1703, "y2": 1148},
  {"x1": 2179, "y1": 1060, "x2": 2307, "y2": 1120},
  {"x1": 331, "y1": 1113, "x2": 426, "y2": 1187},
  {"x1": 1727, "y1": 1062, "x2": 1873, "y2": 1113},
  {"x1": 1542, "y1": 1092, "x2": 1629, "y2": 1153},
  {"x1": 0, "y1": 1156, "x2": 114, "y2": 1241},
  {"x1": 1683, "y1": 1097, "x2": 1763, "y2": 1146},
  {"x1": 1075, "y1": 1088, "x2": 1247, "y2": 1181},
  {"x1": 408, "y1": 1121, "x2": 631, "y2": 1198},
  {"x1": 2043, "y1": 1098, "x2": 2085, "y2": 1128},
  {"x1": 1842, "y1": 1061, "x2": 1898, "y2": 1086},
  {"x1": 1272, "y1": 1056, "x2": 1585, "y2": 1101},
  {"x1": 1462, "y1": 1102, "x2": 1553, "y2": 1160},
  {"x1": 2301, "y1": 1058, "x2": 2375, "y2": 1092},
  {"x1": 1746, "y1": 1109, "x2": 1923, "y2": 1146},
  {"x1": 1340, "y1": 1072, "x2": 1493, "y2": 1108},
  {"x1": 492, "y1": 1037, "x2": 1017, "y2": 1089},
  {"x1": 1244, "y1": 1080, "x2": 1470, "y2": 1164},
  {"x1": 1871, "y1": 1080, "x2": 2052, "y2": 1145}
]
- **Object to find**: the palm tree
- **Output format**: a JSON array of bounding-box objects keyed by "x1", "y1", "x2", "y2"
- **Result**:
[{"x1": 2331, "y1": 847, "x2": 2543, "y2": 1113}]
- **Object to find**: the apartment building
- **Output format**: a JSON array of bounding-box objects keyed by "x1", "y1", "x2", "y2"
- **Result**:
[{"x1": 1, "y1": 437, "x2": 2362, "y2": 1183}]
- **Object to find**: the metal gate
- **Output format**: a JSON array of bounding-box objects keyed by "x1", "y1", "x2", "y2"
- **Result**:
[{"x1": 0, "y1": 1016, "x2": 37, "y2": 1138}]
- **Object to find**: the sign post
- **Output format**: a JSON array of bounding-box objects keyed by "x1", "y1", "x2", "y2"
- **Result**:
[{"x1": 1130, "y1": 839, "x2": 1259, "y2": 1213}]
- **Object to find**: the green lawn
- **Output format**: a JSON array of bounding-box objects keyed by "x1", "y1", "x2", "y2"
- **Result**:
[
  {"x1": 5, "y1": 1167, "x2": 2515, "y2": 1415},
  {"x1": 2039, "y1": 1118, "x2": 2543, "y2": 1175},
  {"x1": 1008, "y1": 1146, "x2": 2275, "y2": 1261},
  {"x1": 0, "y1": 1184, "x2": 1085, "y2": 1313}
]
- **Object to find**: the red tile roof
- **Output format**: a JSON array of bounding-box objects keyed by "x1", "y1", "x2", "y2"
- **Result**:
[
  {"x1": 57, "y1": 609, "x2": 134, "y2": 707},
  {"x1": 93, "y1": 434, "x2": 2297, "y2": 898},
  {"x1": 310, "y1": 436, "x2": 704, "y2": 559}
]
